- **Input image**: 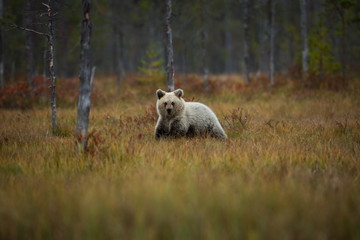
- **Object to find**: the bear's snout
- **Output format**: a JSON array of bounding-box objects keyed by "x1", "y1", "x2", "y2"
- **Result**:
[{"x1": 167, "y1": 109, "x2": 172, "y2": 114}]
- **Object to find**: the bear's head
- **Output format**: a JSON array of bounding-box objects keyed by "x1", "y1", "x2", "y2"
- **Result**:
[{"x1": 156, "y1": 89, "x2": 185, "y2": 118}]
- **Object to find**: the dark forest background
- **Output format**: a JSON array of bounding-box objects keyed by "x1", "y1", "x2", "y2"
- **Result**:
[{"x1": 2, "y1": 0, "x2": 360, "y2": 86}]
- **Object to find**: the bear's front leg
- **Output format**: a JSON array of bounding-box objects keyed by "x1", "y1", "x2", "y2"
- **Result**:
[
  {"x1": 169, "y1": 120, "x2": 187, "y2": 138},
  {"x1": 155, "y1": 119, "x2": 170, "y2": 140}
]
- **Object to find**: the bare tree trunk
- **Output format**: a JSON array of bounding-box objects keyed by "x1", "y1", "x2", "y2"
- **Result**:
[
  {"x1": 224, "y1": 0, "x2": 232, "y2": 74},
  {"x1": 25, "y1": 0, "x2": 35, "y2": 89},
  {"x1": 44, "y1": 1, "x2": 57, "y2": 132},
  {"x1": 300, "y1": 0, "x2": 308, "y2": 80},
  {"x1": 201, "y1": 29, "x2": 209, "y2": 91},
  {"x1": 269, "y1": 0, "x2": 275, "y2": 86},
  {"x1": 165, "y1": 0, "x2": 175, "y2": 91},
  {"x1": 110, "y1": 0, "x2": 126, "y2": 87},
  {"x1": 76, "y1": 0, "x2": 92, "y2": 151},
  {"x1": 0, "y1": 0, "x2": 4, "y2": 89},
  {"x1": 199, "y1": 0, "x2": 209, "y2": 91},
  {"x1": 243, "y1": 0, "x2": 251, "y2": 84},
  {"x1": 115, "y1": 27, "x2": 125, "y2": 86}
]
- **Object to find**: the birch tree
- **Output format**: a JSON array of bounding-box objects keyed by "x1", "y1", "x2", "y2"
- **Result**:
[
  {"x1": 165, "y1": 0, "x2": 174, "y2": 91},
  {"x1": 76, "y1": 0, "x2": 92, "y2": 150},
  {"x1": 300, "y1": 0, "x2": 308, "y2": 80},
  {"x1": 11, "y1": 1, "x2": 57, "y2": 131},
  {"x1": 44, "y1": 1, "x2": 58, "y2": 132},
  {"x1": 224, "y1": 0, "x2": 232, "y2": 74},
  {"x1": 199, "y1": 0, "x2": 209, "y2": 91},
  {"x1": 243, "y1": 0, "x2": 250, "y2": 84}
]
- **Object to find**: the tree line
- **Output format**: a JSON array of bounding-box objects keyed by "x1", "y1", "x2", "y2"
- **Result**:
[
  {"x1": 0, "y1": 0, "x2": 358, "y2": 150},
  {"x1": 1, "y1": 0, "x2": 358, "y2": 88}
]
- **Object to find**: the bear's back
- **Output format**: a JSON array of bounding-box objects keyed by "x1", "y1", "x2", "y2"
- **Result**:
[{"x1": 184, "y1": 102, "x2": 221, "y2": 129}]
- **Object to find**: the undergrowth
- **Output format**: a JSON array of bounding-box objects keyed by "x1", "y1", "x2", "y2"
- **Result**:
[{"x1": 0, "y1": 74, "x2": 359, "y2": 239}]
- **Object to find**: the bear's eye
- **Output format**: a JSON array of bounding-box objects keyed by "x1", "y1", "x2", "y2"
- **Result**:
[
  {"x1": 171, "y1": 102, "x2": 175, "y2": 106},
  {"x1": 164, "y1": 103, "x2": 167, "y2": 107}
]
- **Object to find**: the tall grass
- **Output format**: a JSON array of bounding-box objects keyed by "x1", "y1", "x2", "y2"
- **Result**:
[{"x1": 0, "y1": 76, "x2": 359, "y2": 239}]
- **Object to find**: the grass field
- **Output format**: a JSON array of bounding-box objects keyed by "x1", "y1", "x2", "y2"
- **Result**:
[{"x1": 0, "y1": 76, "x2": 360, "y2": 239}]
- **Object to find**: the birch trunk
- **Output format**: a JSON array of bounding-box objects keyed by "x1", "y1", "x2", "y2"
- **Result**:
[
  {"x1": 269, "y1": 0, "x2": 275, "y2": 86},
  {"x1": 45, "y1": 1, "x2": 57, "y2": 132},
  {"x1": 224, "y1": 0, "x2": 232, "y2": 74},
  {"x1": 115, "y1": 27, "x2": 125, "y2": 85},
  {"x1": 165, "y1": 0, "x2": 174, "y2": 91},
  {"x1": 201, "y1": 29, "x2": 209, "y2": 91},
  {"x1": 76, "y1": 0, "x2": 92, "y2": 150},
  {"x1": 300, "y1": 0, "x2": 308, "y2": 79},
  {"x1": 199, "y1": 0, "x2": 209, "y2": 91},
  {"x1": 243, "y1": 0, "x2": 250, "y2": 84}
]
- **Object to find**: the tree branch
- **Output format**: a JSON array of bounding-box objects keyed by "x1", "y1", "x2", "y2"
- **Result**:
[
  {"x1": 12, "y1": 24, "x2": 49, "y2": 38},
  {"x1": 41, "y1": 2, "x2": 50, "y2": 9}
]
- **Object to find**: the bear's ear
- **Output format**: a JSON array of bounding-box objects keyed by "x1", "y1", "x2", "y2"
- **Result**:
[
  {"x1": 174, "y1": 89, "x2": 184, "y2": 98},
  {"x1": 156, "y1": 89, "x2": 166, "y2": 99}
]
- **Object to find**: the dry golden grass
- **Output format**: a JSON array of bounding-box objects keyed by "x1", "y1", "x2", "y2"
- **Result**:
[{"x1": 0, "y1": 76, "x2": 360, "y2": 239}]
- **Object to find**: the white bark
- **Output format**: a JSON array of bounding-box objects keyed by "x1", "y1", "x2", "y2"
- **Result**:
[
  {"x1": 165, "y1": 0, "x2": 175, "y2": 91},
  {"x1": 76, "y1": 0, "x2": 92, "y2": 150},
  {"x1": 45, "y1": 1, "x2": 57, "y2": 132},
  {"x1": 199, "y1": 0, "x2": 209, "y2": 91}
]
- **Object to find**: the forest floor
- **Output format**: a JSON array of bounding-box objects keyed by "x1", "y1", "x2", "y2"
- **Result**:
[{"x1": 0, "y1": 75, "x2": 360, "y2": 239}]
